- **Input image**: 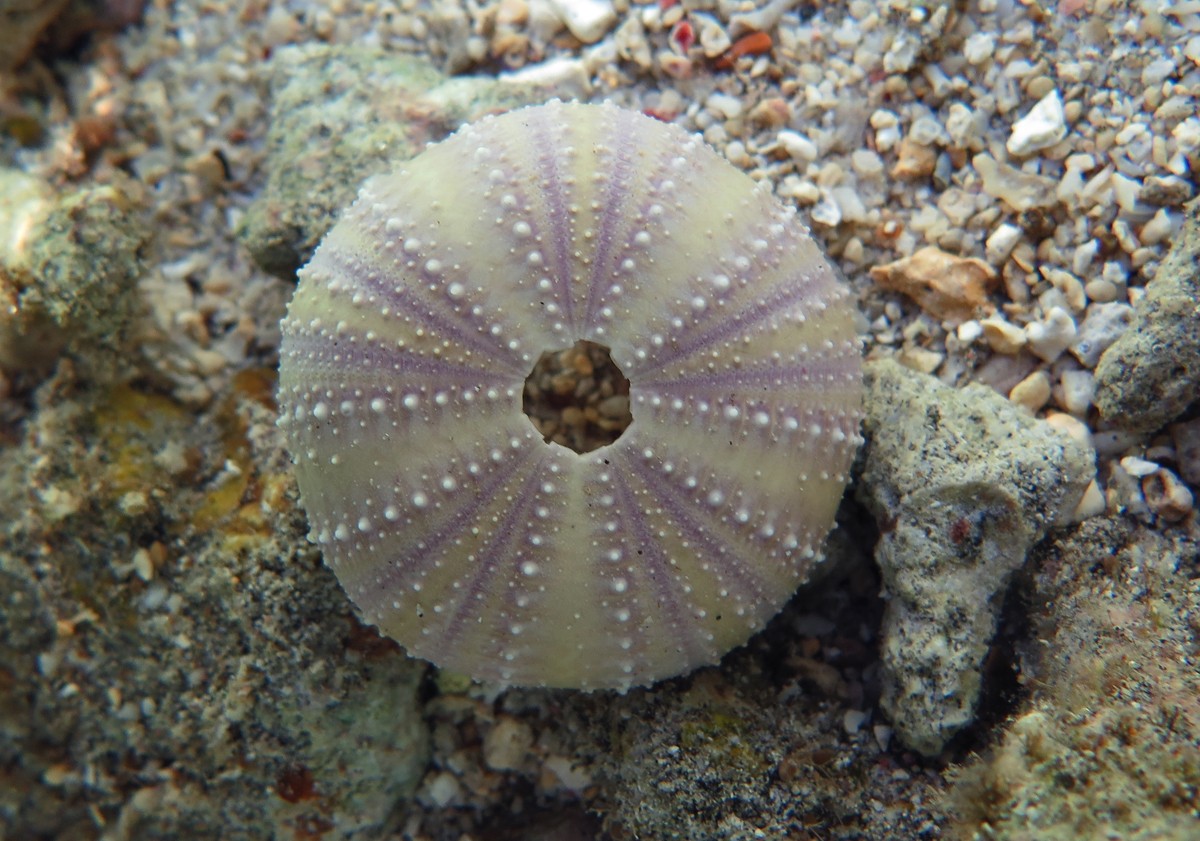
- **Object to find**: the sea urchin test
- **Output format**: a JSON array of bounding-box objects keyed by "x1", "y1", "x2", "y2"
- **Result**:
[{"x1": 277, "y1": 101, "x2": 863, "y2": 690}]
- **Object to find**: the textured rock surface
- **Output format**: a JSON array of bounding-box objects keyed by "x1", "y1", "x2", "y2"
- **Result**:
[
  {"x1": 858, "y1": 358, "x2": 1094, "y2": 756},
  {"x1": 0, "y1": 374, "x2": 429, "y2": 839},
  {"x1": 277, "y1": 101, "x2": 863, "y2": 690},
  {"x1": 22, "y1": 182, "x2": 148, "y2": 376},
  {"x1": 1095, "y1": 197, "x2": 1200, "y2": 434},
  {"x1": 947, "y1": 516, "x2": 1200, "y2": 840},
  {"x1": 238, "y1": 45, "x2": 559, "y2": 279},
  {"x1": 0, "y1": 176, "x2": 145, "y2": 382}
]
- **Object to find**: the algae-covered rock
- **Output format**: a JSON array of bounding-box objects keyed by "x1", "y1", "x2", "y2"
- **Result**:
[
  {"x1": 946, "y1": 517, "x2": 1200, "y2": 841},
  {"x1": 858, "y1": 358, "x2": 1093, "y2": 756},
  {"x1": 0, "y1": 377, "x2": 430, "y2": 839},
  {"x1": 27, "y1": 184, "x2": 145, "y2": 327},
  {"x1": 1, "y1": 173, "x2": 147, "y2": 385},
  {"x1": 18, "y1": 181, "x2": 148, "y2": 379},
  {"x1": 1094, "y1": 197, "x2": 1200, "y2": 435},
  {"x1": 238, "y1": 45, "x2": 559, "y2": 279}
]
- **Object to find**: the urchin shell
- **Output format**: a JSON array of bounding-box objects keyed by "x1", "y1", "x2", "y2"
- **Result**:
[{"x1": 277, "y1": 101, "x2": 863, "y2": 690}]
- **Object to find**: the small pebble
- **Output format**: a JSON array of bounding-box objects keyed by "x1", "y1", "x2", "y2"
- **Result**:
[
  {"x1": 1112, "y1": 218, "x2": 1140, "y2": 254},
  {"x1": 1007, "y1": 90, "x2": 1068, "y2": 156},
  {"x1": 1025, "y1": 307, "x2": 1077, "y2": 362},
  {"x1": 748, "y1": 98, "x2": 790, "y2": 128},
  {"x1": 843, "y1": 709, "x2": 870, "y2": 735},
  {"x1": 891, "y1": 138, "x2": 937, "y2": 180},
  {"x1": 483, "y1": 716, "x2": 535, "y2": 771},
  {"x1": 1042, "y1": 268, "x2": 1087, "y2": 313},
  {"x1": 706, "y1": 93, "x2": 743, "y2": 121},
  {"x1": 985, "y1": 223, "x2": 1022, "y2": 264},
  {"x1": 963, "y1": 31, "x2": 995, "y2": 65},
  {"x1": 132, "y1": 548, "x2": 155, "y2": 582},
  {"x1": 1044, "y1": 411, "x2": 1092, "y2": 448},
  {"x1": 869, "y1": 247, "x2": 997, "y2": 325},
  {"x1": 873, "y1": 725, "x2": 892, "y2": 752},
  {"x1": 119, "y1": 491, "x2": 151, "y2": 516},
  {"x1": 1009, "y1": 370, "x2": 1051, "y2": 413},
  {"x1": 546, "y1": 0, "x2": 616, "y2": 43},
  {"x1": 898, "y1": 346, "x2": 944, "y2": 374},
  {"x1": 1070, "y1": 302, "x2": 1134, "y2": 368},
  {"x1": 1072, "y1": 239, "x2": 1099, "y2": 275},
  {"x1": 542, "y1": 755, "x2": 592, "y2": 794},
  {"x1": 1142, "y1": 469, "x2": 1194, "y2": 523},
  {"x1": 957, "y1": 320, "x2": 983, "y2": 344},
  {"x1": 424, "y1": 772, "x2": 461, "y2": 808},
  {"x1": 946, "y1": 102, "x2": 981, "y2": 149},
  {"x1": 1072, "y1": 479, "x2": 1107, "y2": 522},
  {"x1": 810, "y1": 191, "x2": 842, "y2": 227},
  {"x1": 1111, "y1": 176, "x2": 1145, "y2": 217},
  {"x1": 1059, "y1": 368, "x2": 1095, "y2": 415},
  {"x1": 851, "y1": 149, "x2": 885, "y2": 179},
  {"x1": 874, "y1": 123, "x2": 901, "y2": 153},
  {"x1": 1139, "y1": 208, "x2": 1177, "y2": 245},
  {"x1": 1186, "y1": 35, "x2": 1200, "y2": 65},
  {"x1": 980, "y1": 316, "x2": 1026, "y2": 355},
  {"x1": 695, "y1": 14, "x2": 731, "y2": 58},
  {"x1": 724, "y1": 140, "x2": 752, "y2": 168},
  {"x1": 974, "y1": 153, "x2": 1057, "y2": 211},
  {"x1": 778, "y1": 130, "x2": 818, "y2": 163},
  {"x1": 1119, "y1": 456, "x2": 1160, "y2": 478},
  {"x1": 1083, "y1": 278, "x2": 1118, "y2": 303}
]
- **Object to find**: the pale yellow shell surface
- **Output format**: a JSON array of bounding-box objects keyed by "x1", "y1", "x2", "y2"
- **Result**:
[{"x1": 277, "y1": 101, "x2": 863, "y2": 690}]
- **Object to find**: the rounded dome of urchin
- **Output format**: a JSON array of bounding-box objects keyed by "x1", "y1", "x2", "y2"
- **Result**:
[{"x1": 277, "y1": 100, "x2": 863, "y2": 691}]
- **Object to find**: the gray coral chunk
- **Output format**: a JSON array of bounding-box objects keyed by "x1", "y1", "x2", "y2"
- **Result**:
[
  {"x1": 237, "y1": 46, "x2": 449, "y2": 278},
  {"x1": 858, "y1": 359, "x2": 1094, "y2": 756},
  {"x1": 1094, "y1": 197, "x2": 1200, "y2": 434},
  {"x1": 238, "y1": 45, "x2": 556, "y2": 279}
]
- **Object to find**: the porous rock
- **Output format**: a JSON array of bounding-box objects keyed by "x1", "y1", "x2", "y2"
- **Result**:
[
  {"x1": 858, "y1": 358, "x2": 1093, "y2": 756},
  {"x1": 1094, "y1": 197, "x2": 1200, "y2": 435}
]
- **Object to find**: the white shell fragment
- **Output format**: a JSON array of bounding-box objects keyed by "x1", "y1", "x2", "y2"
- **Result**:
[
  {"x1": 277, "y1": 102, "x2": 863, "y2": 690},
  {"x1": 1007, "y1": 90, "x2": 1068, "y2": 157},
  {"x1": 544, "y1": 0, "x2": 616, "y2": 43}
]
